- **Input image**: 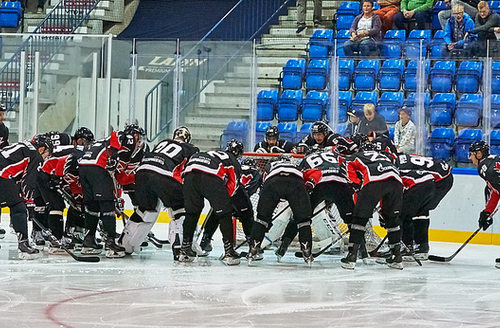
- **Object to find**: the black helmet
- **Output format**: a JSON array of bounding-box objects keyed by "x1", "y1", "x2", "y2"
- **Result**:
[
  {"x1": 31, "y1": 134, "x2": 54, "y2": 154},
  {"x1": 173, "y1": 126, "x2": 192, "y2": 143},
  {"x1": 73, "y1": 127, "x2": 94, "y2": 143},
  {"x1": 334, "y1": 137, "x2": 358, "y2": 155},
  {"x1": 124, "y1": 123, "x2": 145, "y2": 137},
  {"x1": 0, "y1": 103, "x2": 6, "y2": 111},
  {"x1": 226, "y1": 139, "x2": 244, "y2": 157},
  {"x1": 351, "y1": 133, "x2": 369, "y2": 147},
  {"x1": 469, "y1": 140, "x2": 489, "y2": 156},
  {"x1": 265, "y1": 126, "x2": 279, "y2": 140},
  {"x1": 312, "y1": 121, "x2": 329, "y2": 135},
  {"x1": 241, "y1": 158, "x2": 257, "y2": 169},
  {"x1": 360, "y1": 142, "x2": 377, "y2": 152}
]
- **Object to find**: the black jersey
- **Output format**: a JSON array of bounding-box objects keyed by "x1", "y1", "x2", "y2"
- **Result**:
[
  {"x1": 299, "y1": 151, "x2": 348, "y2": 184},
  {"x1": 344, "y1": 150, "x2": 402, "y2": 188},
  {"x1": 399, "y1": 169, "x2": 435, "y2": 191},
  {"x1": 395, "y1": 154, "x2": 451, "y2": 182},
  {"x1": 371, "y1": 136, "x2": 397, "y2": 158},
  {"x1": 477, "y1": 155, "x2": 500, "y2": 212},
  {"x1": 80, "y1": 131, "x2": 135, "y2": 169},
  {"x1": 184, "y1": 150, "x2": 242, "y2": 196},
  {"x1": 254, "y1": 140, "x2": 294, "y2": 153},
  {"x1": 40, "y1": 145, "x2": 82, "y2": 177},
  {"x1": 297, "y1": 132, "x2": 340, "y2": 149},
  {"x1": 47, "y1": 132, "x2": 72, "y2": 147},
  {"x1": 240, "y1": 163, "x2": 262, "y2": 196},
  {"x1": 0, "y1": 123, "x2": 9, "y2": 149},
  {"x1": 0, "y1": 142, "x2": 44, "y2": 200},
  {"x1": 263, "y1": 160, "x2": 303, "y2": 182},
  {"x1": 138, "y1": 139, "x2": 199, "y2": 184}
]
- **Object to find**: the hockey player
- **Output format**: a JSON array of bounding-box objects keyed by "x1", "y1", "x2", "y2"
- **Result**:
[
  {"x1": 180, "y1": 139, "x2": 245, "y2": 265},
  {"x1": 341, "y1": 142, "x2": 404, "y2": 270},
  {"x1": 395, "y1": 153, "x2": 453, "y2": 259},
  {"x1": 0, "y1": 134, "x2": 53, "y2": 259},
  {"x1": 254, "y1": 125, "x2": 293, "y2": 153},
  {"x1": 118, "y1": 126, "x2": 199, "y2": 258},
  {"x1": 293, "y1": 121, "x2": 340, "y2": 154},
  {"x1": 79, "y1": 127, "x2": 143, "y2": 258},
  {"x1": 468, "y1": 141, "x2": 500, "y2": 269},
  {"x1": 247, "y1": 156, "x2": 316, "y2": 266},
  {"x1": 0, "y1": 103, "x2": 9, "y2": 238},
  {"x1": 369, "y1": 131, "x2": 398, "y2": 158}
]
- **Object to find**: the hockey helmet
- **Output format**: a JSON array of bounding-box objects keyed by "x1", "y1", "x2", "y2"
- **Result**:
[
  {"x1": 74, "y1": 127, "x2": 95, "y2": 143},
  {"x1": 173, "y1": 126, "x2": 192, "y2": 143},
  {"x1": 334, "y1": 137, "x2": 358, "y2": 155},
  {"x1": 311, "y1": 121, "x2": 329, "y2": 135},
  {"x1": 360, "y1": 142, "x2": 377, "y2": 152},
  {"x1": 469, "y1": 140, "x2": 489, "y2": 156},
  {"x1": 124, "y1": 123, "x2": 145, "y2": 137},
  {"x1": 31, "y1": 134, "x2": 54, "y2": 154},
  {"x1": 351, "y1": 133, "x2": 369, "y2": 147},
  {"x1": 265, "y1": 126, "x2": 279, "y2": 140},
  {"x1": 226, "y1": 139, "x2": 244, "y2": 157},
  {"x1": 0, "y1": 103, "x2": 6, "y2": 111},
  {"x1": 241, "y1": 158, "x2": 257, "y2": 169}
]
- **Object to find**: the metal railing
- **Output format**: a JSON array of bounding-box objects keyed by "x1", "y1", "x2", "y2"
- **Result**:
[{"x1": 0, "y1": 0, "x2": 101, "y2": 110}]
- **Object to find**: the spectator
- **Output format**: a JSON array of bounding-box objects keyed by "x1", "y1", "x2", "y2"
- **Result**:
[
  {"x1": 443, "y1": 5, "x2": 475, "y2": 57},
  {"x1": 394, "y1": 0, "x2": 433, "y2": 31},
  {"x1": 345, "y1": 107, "x2": 363, "y2": 137},
  {"x1": 343, "y1": 0, "x2": 382, "y2": 57},
  {"x1": 358, "y1": 103, "x2": 388, "y2": 135},
  {"x1": 296, "y1": 0, "x2": 323, "y2": 34},
  {"x1": 374, "y1": 0, "x2": 402, "y2": 35},
  {"x1": 438, "y1": 0, "x2": 478, "y2": 29},
  {"x1": 393, "y1": 106, "x2": 416, "y2": 154},
  {"x1": 466, "y1": 1, "x2": 500, "y2": 57}
]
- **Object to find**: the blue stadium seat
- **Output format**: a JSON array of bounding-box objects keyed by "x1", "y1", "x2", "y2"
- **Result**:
[
  {"x1": 353, "y1": 59, "x2": 379, "y2": 91},
  {"x1": 490, "y1": 130, "x2": 500, "y2": 155},
  {"x1": 454, "y1": 129, "x2": 483, "y2": 163},
  {"x1": 492, "y1": 62, "x2": 500, "y2": 94},
  {"x1": 378, "y1": 92, "x2": 404, "y2": 124},
  {"x1": 351, "y1": 91, "x2": 378, "y2": 113},
  {"x1": 405, "y1": 30, "x2": 431, "y2": 59},
  {"x1": 455, "y1": 94, "x2": 482, "y2": 126},
  {"x1": 222, "y1": 121, "x2": 248, "y2": 146},
  {"x1": 256, "y1": 89, "x2": 278, "y2": 121},
  {"x1": 456, "y1": 61, "x2": 482, "y2": 93},
  {"x1": 429, "y1": 128, "x2": 455, "y2": 161},
  {"x1": 297, "y1": 123, "x2": 313, "y2": 141},
  {"x1": 255, "y1": 121, "x2": 273, "y2": 142},
  {"x1": 379, "y1": 59, "x2": 404, "y2": 91},
  {"x1": 489, "y1": 0, "x2": 500, "y2": 14},
  {"x1": 338, "y1": 90, "x2": 352, "y2": 123},
  {"x1": 381, "y1": 29, "x2": 406, "y2": 58},
  {"x1": 308, "y1": 30, "x2": 334, "y2": 59},
  {"x1": 335, "y1": 2, "x2": 361, "y2": 30},
  {"x1": 429, "y1": 93, "x2": 456, "y2": 126},
  {"x1": 432, "y1": 1, "x2": 449, "y2": 30},
  {"x1": 492, "y1": 94, "x2": 500, "y2": 128},
  {"x1": 302, "y1": 91, "x2": 329, "y2": 122},
  {"x1": 339, "y1": 59, "x2": 354, "y2": 90},
  {"x1": 277, "y1": 122, "x2": 298, "y2": 142},
  {"x1": 403, "y1": 60, "x2": 430, "y2": 91},
  {"x1": 430, "y1": 61, "x2": 456, "y2": 93},
  {"x1": 430, "y1": 30, "x2": 446, "y2": 59},
  {"x1": 277, "y1": 90, "x2": 303, "y2": 122},
  {"x1": 281, "y1": 59, "x2": 306, "y2": 90},
  {"x1": 0, "y1": 1, "x2": 22, "y2": 28},
  {"x1": 335, "y1": 29, "x2": 351, "y2": 57},
  {"x1": 306, "y1": 59, "x2": 330, "y2": 90},
  {"x1": 404, "y1": 92, "x2": 431, "y2": 112}
]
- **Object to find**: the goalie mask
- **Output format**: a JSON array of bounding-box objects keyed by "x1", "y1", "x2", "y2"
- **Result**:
[{"x1": 173, "y1": 126, "x2": 192, "y2": 143}]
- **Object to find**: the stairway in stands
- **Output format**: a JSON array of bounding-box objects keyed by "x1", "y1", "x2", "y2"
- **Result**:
[{"x1": 187, "y1": 0, "x2": 339, "y2": 150}]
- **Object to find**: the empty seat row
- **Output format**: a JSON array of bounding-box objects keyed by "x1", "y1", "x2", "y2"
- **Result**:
[
  {"x1": 429, "y1": 128, "x2": 483, "y2": 162},
  {"x1": 429, "y1": 93, "x2": 483, "y2": 127},
  {"x1": 281, "y1": 59, "x2": 330, "y2": 90}
]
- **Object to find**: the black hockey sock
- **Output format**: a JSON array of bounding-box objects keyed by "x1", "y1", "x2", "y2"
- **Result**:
[
  {"x1": 413, "y1": 218, "x2": 430, "y2": 245},
  {"x1": 101, "y1": 215, "x2": 116, "y2": 237},
  {"x1": 183, "y1": 213, "x2": 199, "y2": 241},
  {"x1": 297, "y1": 221, "x2": 312, "y2": 249},
  {"x1": 48, "y1": 214, "x2": 64, "y2": 240},
  {"x1": 129, "y1": 211, "x2": 144, "y2": 223},
  {"x1": 240, "y1": 216, "x2": 253, "y2": 237},
  {"x1": 217, "y1": 213, "x2": 234, "y2": 245},
  {"x1": 283, "y1": 220, "x2": 299, "y2": 240},
  {"x1": 387, "y1": 227, "x2": 402, "y2": 246},
  {"x1": 33, "y1": 212, "x2": 48, "y2": 232},
  {"x1": 250, "y1": 217, "x2": 268, "y2": 242},
  {"x1": 11, "y1": 203, "x2": 28, "y2": 240},
  {"x1": 84, "y1": 213, "x2": 99, "y2": 235},
  {"x1": 203, "y1": 213, "x2": 220, "y2": 240},
  {"x1": 401, "y1": 216, "x2": 414, "y2": 247}
]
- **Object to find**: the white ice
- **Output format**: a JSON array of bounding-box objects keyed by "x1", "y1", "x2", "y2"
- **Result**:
[{"x1": 0, "y1": 216, "x2": 499, "y2": 328}]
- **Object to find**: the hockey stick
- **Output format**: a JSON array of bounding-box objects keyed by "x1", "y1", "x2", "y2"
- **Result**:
[
  {"x1": 401, "y1": 242, "x2": 422, "y2": 266},
  {"x1": 368, "y1": 235, "x2": 388, "y2": 257},
  {"x1": 31, "y1": 216, "x2": 100, "y2": 262},
  {"x1": 294, "y1": 231, "x2": 348, "y2": 258},
  {"x1": 428, "y1": 209, "x2": 498, "y2": 263}
]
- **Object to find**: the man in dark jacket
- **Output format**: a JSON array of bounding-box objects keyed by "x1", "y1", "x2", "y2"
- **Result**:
[
  {"x1": 358, "y1": 104, "x2": 388, "y2": 136},
  {"x1": 466, "y1": 1, "x2": 500, "y2": 56}
]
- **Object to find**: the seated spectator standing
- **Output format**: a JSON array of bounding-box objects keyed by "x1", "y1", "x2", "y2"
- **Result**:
[
  {"x1": 254, "y1": 125, "x2": 294, "y2": 153},
  {"x1": 394, "y1": 0, "x2": 433, "y2": 31},
  {"x1": 343, "y1": 0, "x2": 382, "y2": 57},
  {"x1": 394, "y1": 106, "x2": 416, "y2": 154},
  {"x1": 443, "y1": 5, "x2": 475, "y2": 57},
  {"x1": 466, "y1": 1, "x2": 500, "y2": 57},
  {"x1": 358, "y1": 103, "x2": 389, "y2": 135},
  {"x1": 438, "y1": 0, "x2": 478, "y2": 29},
  {"x1": 375, "y1": 0, "x2": 402, "y2": 35}
]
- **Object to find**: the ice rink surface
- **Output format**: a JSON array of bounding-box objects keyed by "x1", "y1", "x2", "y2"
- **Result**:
[{"x1": 0, "y1": 220, "x2": 499, "y2": 328}]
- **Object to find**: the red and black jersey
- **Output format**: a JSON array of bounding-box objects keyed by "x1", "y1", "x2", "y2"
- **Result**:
[
  {"x1": 371, "y1": 136, "x2": 397, "y2": 159},
  {"x1": 395, "y1": 154, "x2": 452, "y2": 182},
  {"x1": 240, "y1": 163, "x2": 262, "y2": 196},
  {"x1": 299, "y1": 151, "x2": 348, "y2": 185},
  {"x1": 344, "y1": 150, "x2": 402, "y2": 188},
  {"x1": 184, "y1": 150, "x2": 242, "y2": 196},
  {"x1": 0, "y1": 141, "x2": 44, "y2": 200},
  {"x1": 115, "y1": 143, "x2": 151, "y2": 186},
  {"x1": 137, "y1": 139, "x2": 199, "y2": 184},
  {"x1": 399, "y1": 169, "x2": 435, "y2": 191},
  {"x1": 263, "y1": 160, "x2": 303, "y2": 181},
  {"x1": 253, "y1": 140, "x2": 294, "y2": 153},
  {"x1": 48, "y1": 132, "x2": 72, "y2": 147},
  {"x1": 477, "y1": 155, "x2": 500, "y2": 213},
  {"x1": 79, "y1": 131, "x2": 135, "y2": 169},
  {"x1": 0, "y1": 123, "x2": 9, "y2": 149}
]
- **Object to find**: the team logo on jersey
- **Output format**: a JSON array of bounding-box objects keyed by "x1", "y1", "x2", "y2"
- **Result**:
[
  {"x1": 494, "y1": 162, "x2": 500, "y2": 173},
  {"x1": 377, "y1": 163, "x2": 395, "y2": 173}
]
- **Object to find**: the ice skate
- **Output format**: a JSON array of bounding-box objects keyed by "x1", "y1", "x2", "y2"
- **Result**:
[
  {"x1": 105, "y1": 237, "x2": 126, "y2": 258},
  {"x1": 401, "y1": 243, "x2": 416, "y2": 262},
  {"x1": 414, "y1": 242, "x2": 429, "y2": 261},
  {"x1": 18, "y1": 239, "x2": 40, "y2": 260},
  {"x1": 221, "y1": 249, "x2": 241, "y2": 266},
  {"x1": 197, "y1": 234, "x2": 213, "y2": 257},
  {"x1": 341, "y1": 244, "x2": 359, "y2": 270},
  {"x1": 81, "y1": 233, "x2": 103, "y2": 255},
  {"x1": 178, "y1": 241, "x2": 197, "y2": 262},
  {"x1": 275, "y1": 237, "x2": 292, "y2": 262},
  {"x1": 386, "y1": 245, "x2": 403, "y2": 270},
  {"x1": 49, "y1": 237, "x2": 75, "y2": 255},
  {"x1": 300, "y1": 241, "x2": 313, "y2": 267},
  {"x1": 32, "y1": 230, "x2": 46, "y2": 250},
  {"x1": 495, "y1": 258, "x2": 500, "y2": 269},
  {"x1": 247, "y1": 239, "x2": 262, "y2": 266}
]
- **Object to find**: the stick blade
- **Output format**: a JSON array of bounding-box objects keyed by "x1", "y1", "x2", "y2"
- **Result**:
[
  {"x1": 75, "y1": 256, "x2": 101, "y2": 263},
  {"x1": 428, "y1": 255, "x2": 447, "y2": 262}
]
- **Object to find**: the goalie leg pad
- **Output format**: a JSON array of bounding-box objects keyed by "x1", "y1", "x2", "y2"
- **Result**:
[
  {"x1": 261, "y1": 211, "x2": 291, "y2": 249},
  {"x1": 119, "y1": 210, "x2": 159, "y2": 254},
  {"x1": 311, "y1": 208, "x2": 336, "y2": 241}
]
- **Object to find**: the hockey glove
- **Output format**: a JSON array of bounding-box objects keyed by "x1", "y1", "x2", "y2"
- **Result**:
[
  {"x1": 106, "y1": 158, "x2": 118, "y2": 172},
  {"x1": 479, "y1": 210, "x2": 493, "y2": 231},
  {"x1": 305, "y1": 179, "x2": 316, "y2": 192},
  {"x1": 26, "y1": 201, "x2": 36, "y2": 221}
]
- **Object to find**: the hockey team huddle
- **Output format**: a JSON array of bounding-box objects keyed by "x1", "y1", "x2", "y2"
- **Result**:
[{"x1": 1, "y1": 117, "x2": 500, "y2": 270}]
